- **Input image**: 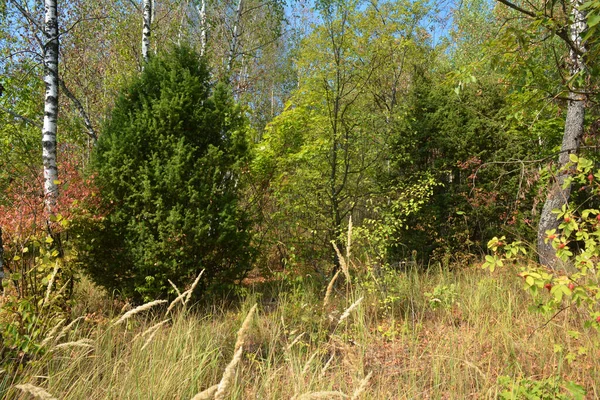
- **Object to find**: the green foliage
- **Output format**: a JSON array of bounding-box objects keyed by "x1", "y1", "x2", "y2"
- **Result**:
[
  {"x1": 424, "y1": 283, "x2": 458, "y2": 310},
  {"x1": 0, "y1": 228, "x2": 73, "y2": 368},
  {"x1": 251, "y1": 0, "x2": 434, "y2": 270},
  {"x1": 583, "y1": 0, "x2": 600, "y2": 64},
  {"x1": 0, "y1": 60, "x2": 43, "y2": 199},
  {"x1": 483, "y1": 156, "x2": 600, "y2": 325},
  {"x1": 353, "y1": 174, "x2": 440, "y2": 264},
  {"x1": 386, "y1": 67, "x2": 561, "y2": 262},
  {"x1": 79, "y1": 46, "x2": 253, "y2": 302},
  {"x1": 497, "y1": 375, "x2": 586, "y2": 400}
]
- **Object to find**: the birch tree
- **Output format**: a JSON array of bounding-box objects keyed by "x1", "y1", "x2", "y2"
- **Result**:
[
  {"x1": 42, "y1": 0, "x2": 60, "y2": 213},
  {"x1": 196, "y1": 0, "x2": 207, "y2": 55},
  {"x1": 227, "y1": 0, "x2": 243, "y2": 73},
  {"x1": 142, "y1": 0, "x2": 153, "y2": 62}
]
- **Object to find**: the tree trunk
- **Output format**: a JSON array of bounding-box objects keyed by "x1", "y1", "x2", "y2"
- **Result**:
[
  {"x1": 142, "y1": 0, "x2": 152, "y2": 63},
  {"x1": 43, "y1": 0, "x2": 60, "y2": 215},
  {"x1": 227, "y1": 0, "x2": 243, "y2": 73},
  {"x1": 537, "y1": 0, "x2": 586, "y2": 268},
  {"x1": 198, "y1": 0, "x2": 207, "y2": 56}
]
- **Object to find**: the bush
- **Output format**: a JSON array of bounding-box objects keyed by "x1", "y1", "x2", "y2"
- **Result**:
[{"x1": 78, "y1": 46, "x2": 253, "y2": 301}]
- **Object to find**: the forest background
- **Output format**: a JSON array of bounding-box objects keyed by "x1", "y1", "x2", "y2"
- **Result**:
[{"x1": 1, "y1": 0, "x2": 600, "y2": 398}]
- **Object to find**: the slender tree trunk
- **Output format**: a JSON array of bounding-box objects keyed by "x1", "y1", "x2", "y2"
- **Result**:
[
  {"x1": 198, "y1": 0, "x2": 207, "y2": 56},
  {"x1": 537, "y1": 0, "x2": 587, "y2": 268},
  {"x1": 227, "y1": 0, "x2": 243, "y2": 73},
  {"x1": 59, "y1": 79, "x2": 97, "y2": 142},
  {"x1": 177, "y1": 3, "x2": 186, "y2": 46},
  {"x1": 43, "y1": 0, "x2": 60, "y2": 214},
  {"x1": 142, "y1": 0, "x2": 152, "y2": 63},
  {"x1": 151, "y1": 0, "x2": 156, "y2": 24}
]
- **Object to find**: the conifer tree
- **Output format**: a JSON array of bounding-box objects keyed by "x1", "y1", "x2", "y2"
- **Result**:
[{"x1": 81, "y1": 46, "x2": 253, "y2": 301}]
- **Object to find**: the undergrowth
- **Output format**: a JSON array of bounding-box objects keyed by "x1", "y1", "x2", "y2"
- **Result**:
[{"x1": 2, "y1": 260, "x2": 598, "y2": 399}]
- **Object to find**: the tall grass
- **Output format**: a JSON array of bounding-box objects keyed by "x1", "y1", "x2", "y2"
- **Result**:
[
  {"x1": 3, "y1": 221, "x2": 600, "y2": 400},
  {"x1": 3, "y1": 262, "x2": 599, "y2": 399}
]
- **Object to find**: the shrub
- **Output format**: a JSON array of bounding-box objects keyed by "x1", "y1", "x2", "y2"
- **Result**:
[
  {"x1": 78, "y1": 46, "x2": 253, "y2": 301},
  {"x1": 482, "y1": 155, "x2": 600, "y2": 324}
]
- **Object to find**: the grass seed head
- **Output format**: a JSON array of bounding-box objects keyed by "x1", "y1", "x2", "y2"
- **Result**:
[
  {"x1": 190, "y1": 384, "x2": 218, "y2": 400},
  {"x1": 332, "y1": 241, "x2": 350, "y2": 282},
  {"x1": 15, "y1": 384, "x2": 58, "y2": 400},
  {"x1": 183, "y1": 269, "x2": 205, "y2": 306},
  {"x1": 286, "y1": 332, "x2": 305, "y2": 351},
  {"x1": 351, "y1": 371, "x2": 373, "y2": 400},
  {"x1": 214, "y1": 345, "x2": 244, "y2": 400},
  {"x1": 53, "y1": 338, "x2": 94, "y2": 350},
  {"x1": 40, "y1": 318, "x2": 65, "y2": 347},
  {"x1": 113, "y1": 300, "x2": 167, "y2": 326},
  {"x1": 53, "y1": 316, "x2": 85, "y2": 344},
  {"x1": 323, "y1": 270, "x2": 341, "y2": 309},
  {"x1": 338, "y1": 296, "x2": 364, "y2": 324},
  {"x1": 168, "y1": 279, "x2": 182, "y2": 297},
  {"x1": 234, "y1": 303, "x2": 257, "y2": 352},
  {"x1": 338, "y1": 297, "x2": 364, "y2": 325},
  {"x1": 320, "y1": 353, "x2": 335, "y2": 378},
  {"x1": 43, "y1": 262, "x2": 60, "y2": 307},
  {"x1": 295, "y1": 391, "x2": 349, "y2": 399}
]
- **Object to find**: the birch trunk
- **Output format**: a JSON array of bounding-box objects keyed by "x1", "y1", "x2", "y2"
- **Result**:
[
  {"x1": 227, "y1": 0, "x2": 243, "y2": 73},
  {"x1": 199, "y1": 0, "x2": 207, "y2": 56},
  {"x1": 142, "y1": 0, "x2": 152, "y2": 63},
  {"x1": 537, "y1": 0, "x2": 587, "y2": 268},
  {"x1": 43, "y1": 0, "x2": 60, "y2": 214}
]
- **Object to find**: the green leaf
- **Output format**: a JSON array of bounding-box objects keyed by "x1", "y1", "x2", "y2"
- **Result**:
[
  {"x1": 553, "y1": 286, "x2": 564, "y2": 302},
  {"x1": 526, "y1": 276, "x2": 535, "y2": 286},
  {"x1": 565, "y1": 381, "x2": 587, "y2": 400},
  {"x1": 553, "y1": 344, "x2": 563, "y2": 353},
  {"x1": 567, "y1": 330, "x2": 581, "y2": 339},
  {"x1": 588, "y1": 12, "x2": 600, "y2": 27}
]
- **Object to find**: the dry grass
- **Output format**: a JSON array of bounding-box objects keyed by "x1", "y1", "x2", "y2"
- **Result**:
[
  {"x1": 14, "y1": 384, "x2": 57, "y2": 400},
  {"x1": 113, "y1": 300, "x2": 167, "y2": 325},
  {"x1": 3, "y1": 264, "x2": 600, "y2": 399}
]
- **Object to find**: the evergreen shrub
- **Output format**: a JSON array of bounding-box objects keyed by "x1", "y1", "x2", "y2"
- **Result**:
[{"x1": 78, "y1": 46, "x2": 253, "y2": 301}]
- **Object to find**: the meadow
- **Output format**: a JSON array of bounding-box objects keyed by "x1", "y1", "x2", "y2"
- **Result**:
[{"x1": 4, "y1": 260, "x2": 598, "y2": 399}]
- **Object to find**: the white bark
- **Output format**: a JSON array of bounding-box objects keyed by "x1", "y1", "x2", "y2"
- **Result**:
[
  {"x1": 142, "y1": 0, "x2": 152, "y2": 63},
  {"x1": 43, "y1": 0, "x2": 60, "y2": 214},
  {"x1": 537, "y1": 0, "x2": 587, "y2": 268},
  {"x1": 151, "y1": 0, "x2": 156, "y2": 24},
  {"x1": 227, "y1": 0, "x2": 243, "y2": 73},
  {"x1": 198, "y1": 0, "x2": 207, "y2": 56}
]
